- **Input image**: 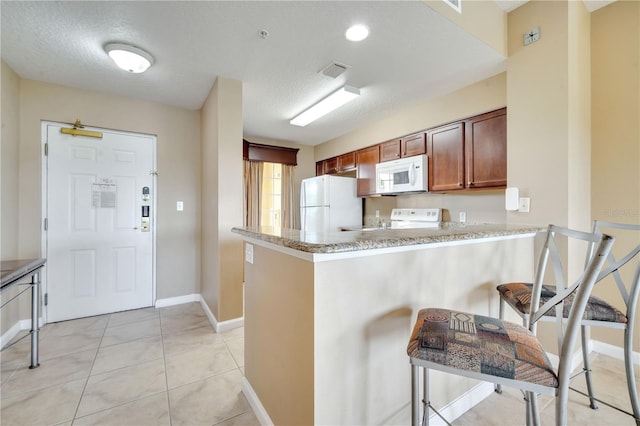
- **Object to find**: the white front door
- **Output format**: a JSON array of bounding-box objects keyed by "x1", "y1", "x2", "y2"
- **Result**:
[{"x1": 45, "y1": 122, "x2": 155, "y2": 322}]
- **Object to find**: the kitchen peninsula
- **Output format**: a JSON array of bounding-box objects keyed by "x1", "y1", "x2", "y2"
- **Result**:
[{"x1": 232, "y1": 223, "x2": 543, "y2": 425}]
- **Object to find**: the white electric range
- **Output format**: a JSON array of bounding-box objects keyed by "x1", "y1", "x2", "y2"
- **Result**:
[{"x1": 390, "y1": 208, "x2": 442, "y2": 229}]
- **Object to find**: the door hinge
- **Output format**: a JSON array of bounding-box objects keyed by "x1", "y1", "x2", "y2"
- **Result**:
[
  {"x1": 150, "y1": 171, "x2": 158, "y2": 176},
  {"x1": 44, "y1": 218, "x2": 48, "y2": 231},
  {"x1": 44, "y1": 143, "x2": 48, "y2": 156},
  {"x1": 44, "y1": 293, "x2": 48, "y2": 306}
]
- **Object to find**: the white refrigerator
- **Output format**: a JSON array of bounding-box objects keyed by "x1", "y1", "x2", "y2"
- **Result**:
[{"x1": 300, "y1": 175, "x2": 362, "y2": 233}]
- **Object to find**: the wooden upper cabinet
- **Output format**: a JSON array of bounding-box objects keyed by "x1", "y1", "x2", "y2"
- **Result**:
[
  {"x1": 427, "y1": 122, "x2": 465, "y2": 192},
  {"x1": 316, "y1": 107, "x2": 506, "y2": 191},
  {"x1": 465, "y1": 108, "x2": 507, "y2": 189},
  {"x1": 356, "y1": 145, "x2": 380, "y2": 196},
  {"x1": 323, "y1": 157, "x2": 339, "y2": 175},
  {"x1": 338, "y1": 152, "x2": 356, "y2": 171},
  {"x1": 380, "y1": 134, "x2": 426, "y2": 162},
  {"x1": 401, "y1": 132, "x2": 426, "y2": 157},
  {"x1": 379, "y1": 139, "x2": 401, "y2": 162},
  {"x1": 317, "y1": 151, "x2": 357, "y2": 176}
]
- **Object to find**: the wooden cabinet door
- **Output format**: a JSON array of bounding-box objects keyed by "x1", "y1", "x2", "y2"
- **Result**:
[
  {"x1": 379, "y1": 139, "x2": 401, "y2": 162},
  {"x1": 324, "y1": 157, "x2": 339, "y2": 174},
  {"x1": 465, "y1": 108, "x2": 506, "y2": 189},
  {"x1": 338, "y1": 152, "x2": 356, "y2": 171},
  {"x1": 401, "y1": 132, "x2": 426, "y2": 157},
  {"x1": 316, "y1": 161, "x2": 324, "y2": 176},
  {"x1": 356, "y1": 145, "x2": 380, "y2": 196},
  {"x1": 427, "y1": 122, "x2": 464, "y2": 192}
]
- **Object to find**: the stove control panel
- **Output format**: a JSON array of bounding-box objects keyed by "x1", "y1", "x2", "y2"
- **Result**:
[{"x1": 390, "y1": 208, "x2": 442, "y2": 228}]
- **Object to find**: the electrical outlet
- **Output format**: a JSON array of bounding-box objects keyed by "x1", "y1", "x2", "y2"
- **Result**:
[
  {"x1": 245, "y1": 243, "x2": 254, "y2": 264},
  {"x1": 176, "y1": 201, "x2": 184, "y2": 211},
  {"x1": 519, "y1": 197, "x2": 531, "y2": 213},
  {"x1": 459, "y1": 211, "x2": 466, "y2": 223}
]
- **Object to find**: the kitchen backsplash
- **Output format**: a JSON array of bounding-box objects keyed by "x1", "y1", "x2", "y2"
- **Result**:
[{"x1": 363, "y1": 190, "x2": 506, "y2": 226}]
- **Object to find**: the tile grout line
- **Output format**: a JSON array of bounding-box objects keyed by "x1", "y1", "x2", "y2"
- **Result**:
[
  {"x1": 70, "y1": 313, "x2": 111, "y2": 425},
  {"x1": 159, "y1": 308, "x2": 174, "y2": 426}
]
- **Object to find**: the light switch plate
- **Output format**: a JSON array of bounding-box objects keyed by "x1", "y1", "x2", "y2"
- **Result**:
[
  {"x1": 245, "y1": 243, "x2": 254, "y2": 264},
  {"x1": 176, "y1": 201, "x2": 184, "y2": 211}
]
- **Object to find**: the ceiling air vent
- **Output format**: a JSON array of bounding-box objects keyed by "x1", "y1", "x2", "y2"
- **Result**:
[
  {"x1": 320, "y1": 62, "x2": 349, "y2": 79},
  {"x1": 443, "y1": 0, "x2": 462, "y2": 13}
]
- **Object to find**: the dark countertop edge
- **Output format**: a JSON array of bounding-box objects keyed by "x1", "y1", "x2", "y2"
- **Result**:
[
  {"x1": 1, "y1": 258, "x2": 46, "y2": 289},
  {"x1": 231, "y1": 224, "x2": 544, "y2": 255}
]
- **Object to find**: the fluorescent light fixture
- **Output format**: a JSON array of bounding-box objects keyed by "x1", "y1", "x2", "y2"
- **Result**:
[
  {"x1": 345, "y1": 24, "x2": 369, "y2": 42},
  {"x1": 290, "y1": 85, "x2": 360, "y2": 127},
  {"x1": 105, "y1": 43, "x2": 154, "y2": 73}
]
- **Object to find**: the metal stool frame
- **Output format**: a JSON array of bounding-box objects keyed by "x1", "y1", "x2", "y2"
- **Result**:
[
  {"x1": 410, "y1": 225, "x2": 614, "y2": 426},
  {"x1": 497, "y1": 221, "x2": 640, "y2": 424}
]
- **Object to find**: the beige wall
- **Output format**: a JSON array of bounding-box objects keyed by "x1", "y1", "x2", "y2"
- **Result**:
[
  {"x1": 423, "y1": 0, "x2": 507, "y2": 55},
  {"x1": 590, "y1": 0, "x2": 640, "y2": 350},
  {"x1": 200, "y1": 77, "x2": 244, "y2": 321},
  {"x1": 1, "y1": 61, "x2": 20, "y2": 260},
  {"x1": 506, "y1": 0, "x2": 593, "y2": 350},
  {"x1": 14, "y1": 78, "x2": 201, "y2": 309},
  {"x1": 243, "y1": 244, "x2": 314, "y2": 425},
  {"x1": 507, "y1": 0, "x2": 571, "y2": 228},
  {"x1": 1, "y1": 61, "x2": 22, "y2": 334}
]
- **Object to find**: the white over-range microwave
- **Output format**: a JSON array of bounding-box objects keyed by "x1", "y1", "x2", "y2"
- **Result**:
[{"x1": 375, "y1": 154, "x2": 428, "y2": 195}]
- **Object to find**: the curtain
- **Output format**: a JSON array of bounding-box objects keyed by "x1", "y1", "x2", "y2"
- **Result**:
[
  {"x1": 281, "y1": 164, "x2": 297, "y2": 229},
  {"x1": 243, "y1": 160, "x2": 263, "y2": 228}
]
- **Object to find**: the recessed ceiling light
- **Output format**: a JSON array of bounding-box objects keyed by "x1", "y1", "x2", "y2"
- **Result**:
[
  {"x1": 345, "y1": 24, "x2": 369, "y2": 42},
  {"x1": 105, "y1": 43, "x2": 154, "y2": 73}
]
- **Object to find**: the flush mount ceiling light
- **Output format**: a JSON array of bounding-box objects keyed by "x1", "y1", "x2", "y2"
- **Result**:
[
  {"x1": 345, "y1": 24, "x2": 369, "y2": 42},
  {"x1": 290, "y1": 85, "x2": 360, "y2": 127},
  {"x1": 105, "y1": 43, "x2": 154, "y2": 73}
]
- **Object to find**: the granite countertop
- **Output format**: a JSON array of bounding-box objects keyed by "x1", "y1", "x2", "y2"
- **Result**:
[{"x1": 231, "y1": 223, "x2": 544, "y2": 254}]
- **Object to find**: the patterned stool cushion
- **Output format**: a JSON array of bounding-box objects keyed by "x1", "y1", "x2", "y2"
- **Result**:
[
  {"x1": 407, "y1": 308, "x2": 558, "y2": 388},
  {"x1": 497, "y1": 283, "x2": 627, "y2": 323}
]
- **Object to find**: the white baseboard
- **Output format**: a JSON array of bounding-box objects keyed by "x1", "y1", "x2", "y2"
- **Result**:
[
  {"x1": 592, "y1": 339, "x2": 640, "y2": 365},
  {"x1": 154, "y1": 293, "x2": 199, "y2": 308},
  {"x1": 197, "y1": 294, "x2": 244, "y2": 333},
  {"x1": 0, "y1": 321, "x2": 23, "y2": 349},
  {"x1": 1, "y1": 317, "x2": 45, "y2": 349},
  {"x1": 3, "y1": 293, "x2": 247, "y2": 347},
  {"x1": 545, "y1": 346, "x2": 587, "y2": 372},
  {"x1": 427, "y1": 382, "x2": 495, "y2": 425},
  {"x1": 241, "y1": 377, "x2": 274, "y2": 426},
  {"x1": 155, "y1": 293, "x2": 244, "y2": 333}
]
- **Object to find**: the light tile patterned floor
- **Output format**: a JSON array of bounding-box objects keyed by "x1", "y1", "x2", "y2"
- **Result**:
[
  {"x1": 0, "y1": 303, "x2": 257, "y2": 426},
  {"x1": 452, "y1": 351, "x2": 640, "y2": 426},
  {"x1": 1, "y1": 303, "x2": 637, "y2": 425}
]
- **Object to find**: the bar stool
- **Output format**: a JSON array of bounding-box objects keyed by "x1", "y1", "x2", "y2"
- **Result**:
[
  {"x1": 496, "y1": 221, "x2": 640, "y2": 425},
  {"x1": 407, "y1": 225, "x2": 614, "y2": 426}
]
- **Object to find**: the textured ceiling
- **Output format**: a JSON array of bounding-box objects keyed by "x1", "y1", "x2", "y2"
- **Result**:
[{"x1": 2, "y1": 1, "x2": 508, "y2": 145}]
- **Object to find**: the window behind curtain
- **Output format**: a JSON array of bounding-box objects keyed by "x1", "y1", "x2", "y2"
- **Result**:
[
  {"x1": 243, "y1": 140, "x2": 298, "y2": 229},
  {"x1": 261, "y1": 162, "x2": 282, "y2": 228}
]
